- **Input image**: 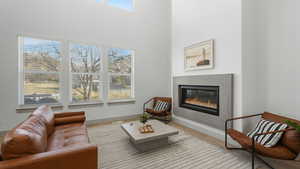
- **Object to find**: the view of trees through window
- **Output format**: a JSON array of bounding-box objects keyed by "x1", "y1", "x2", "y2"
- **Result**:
[
  {"x1": 19, "y1": 36, "x2": 134, "y2": 105},
  {"x1": 70, "y1": 44, "x2": 102, "y2": 102},
  {"x1": 22, "y1": 37, "x2": 61, "y2": 104},
  {"x1": 108, "y1": 48, "x2": 133, "y2": 100}
]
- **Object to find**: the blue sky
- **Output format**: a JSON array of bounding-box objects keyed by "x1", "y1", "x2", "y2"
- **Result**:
[
  {"x1": 107, "y1": 0, "x2": 133, "y2": 11},
  {"x1": 109, "y1": 48, "x2": 132, "y2": 57},
  {"x1": 24, "y1": 37, "x2": 55, "y2": 46}
]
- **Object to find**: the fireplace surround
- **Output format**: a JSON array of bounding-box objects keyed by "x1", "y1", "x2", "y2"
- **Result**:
[
  {"x1": 173, "y1": 74, "x2": 233, "y2": 130},
  {"x1": 179, "y1": 85, "x2": 219, "y2": 116}
]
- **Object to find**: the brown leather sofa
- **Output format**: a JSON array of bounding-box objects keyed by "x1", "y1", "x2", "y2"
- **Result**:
[{"x1": 0, "y1": 105, "x2": 98, "y2": 169}]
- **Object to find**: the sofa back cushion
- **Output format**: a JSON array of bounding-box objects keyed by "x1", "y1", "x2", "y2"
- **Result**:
[
  {"x1": 262, "y1": 112, "x2": 300, "y2": 153},
  {"x1": 31, "y1": 105, "x2": 55, "y2": 136},
  {"x1": 1, "y1": 115, "x2": 48, "y2": 160}
]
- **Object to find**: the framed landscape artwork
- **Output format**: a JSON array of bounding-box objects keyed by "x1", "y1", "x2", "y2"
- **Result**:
[{"x1": 184, "y1": 39, "x2": 214, "y2": 71}]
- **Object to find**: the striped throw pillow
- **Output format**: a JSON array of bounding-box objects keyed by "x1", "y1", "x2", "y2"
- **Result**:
[
  {"x1": 154, "y1": 101, "x2": 169, "y2": 112},
  {"x1": 247, "y1": 119, "x2": 288, "y2": 147}
]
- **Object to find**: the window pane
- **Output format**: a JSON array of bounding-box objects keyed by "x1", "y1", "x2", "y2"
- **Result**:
[
  {"x1": 70, "y1": 44, "x2": 101, "y2": 73},
  {"x1": 72, "y1": 74, "x2": 101, "y2": 102},
  {"x1": 108, "y1": 48, "x2": 132, "y2": 73},
  {"x1": 109, "y1": 75, "x2": 131, "y2": 100},
  {"x1": 108, "y1": 0, "x2": 133, "y2": 11},
  {"x1": 24, "y1": 73, "x2": 60, "y2": 104},
  {"x1": 23, "y1": 37, "x2": 61, "y2": 72}
]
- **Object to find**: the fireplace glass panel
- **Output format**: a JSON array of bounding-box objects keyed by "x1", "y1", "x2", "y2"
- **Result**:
[
  {"x1": 179, "y1": 85, "x2": 219, "y2": 116},
  {"x1": 184, "y1": 89, "x2": 218, "y2": 109}
]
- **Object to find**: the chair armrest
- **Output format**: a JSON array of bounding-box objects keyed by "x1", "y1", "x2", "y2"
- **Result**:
[
  {"x1": 225, "y1": 113, "x2": 263, "y2": 132},
  {"x1": 54, "y1": 111, "x2": 86, "y2": 125},
  {"x1": 54, "y1": 111, "x2": 85, "y2": 118},
  {"x1": 0, "y1": 144, "x2": 98, "y2": 169},
  {"x1": 225, "y1": 113, "x2": 263, "y2": 149},
  {"x1": 226, "y1": 113, "x2": 263, "y2": 122},
  {"x1": 143, "y1": 98, "x2": 154, "y2": 112}
]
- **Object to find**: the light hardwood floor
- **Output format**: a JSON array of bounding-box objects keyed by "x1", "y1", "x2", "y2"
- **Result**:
[
  {"x1": 88, "y1": 119, "x2": 226, "y2": 149},
  {"x1": 1, "y1": 119, "x2": 298, "y2": 169}
]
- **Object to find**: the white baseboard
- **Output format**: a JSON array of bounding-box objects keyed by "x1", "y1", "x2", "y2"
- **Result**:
[{"x1": 173, "y1": 115, "x2": 239, "y2": 146}]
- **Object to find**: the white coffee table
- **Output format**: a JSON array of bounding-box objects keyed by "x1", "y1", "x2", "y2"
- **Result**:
[{"x1": 121, "y1": 120, "x2": 179, "y2": 151}]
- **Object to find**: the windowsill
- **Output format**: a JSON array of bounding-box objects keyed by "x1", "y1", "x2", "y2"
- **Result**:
[
  {"x1": 68, "y1": 101, "x2": 104, "y2": 108},
  {"x1": 16, "y1": 103, "x2": 64, "y2": 112},
  {"x1": 107, "y1": 98, "x2": 136, "y2": 104}
]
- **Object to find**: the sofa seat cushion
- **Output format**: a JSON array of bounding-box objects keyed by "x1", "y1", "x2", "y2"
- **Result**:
[
  {"x1": 1, "y1": 116, "x2": 48, "y2": 160},
  {"x1": 227, "y1": 129, "x2": 297, "y2": 160},
  {"x1": 47, "y1": 123, "x2": 89, "y2": 151}
]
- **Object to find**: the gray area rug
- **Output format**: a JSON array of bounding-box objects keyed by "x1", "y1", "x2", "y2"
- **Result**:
[{"x1": 88, "y1": 123, "x2": 268, "y2": 169}]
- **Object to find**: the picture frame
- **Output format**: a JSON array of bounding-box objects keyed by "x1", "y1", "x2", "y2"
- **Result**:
[{"x1": 184, "y1": 39, "x2": 214, "y2": 71}]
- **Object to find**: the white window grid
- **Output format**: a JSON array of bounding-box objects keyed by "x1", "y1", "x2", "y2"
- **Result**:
[
  {"x1": 18, "y1": 35, "x2": 135, "y2": 106},
  {"x1": 107, "y1": 49, "x2": 135, "y2": 101},
  {"x1": 18, "y1": 36, "x2": 63, "y2": 105},
  {"x1": 68, "y1": 43, "x2": 104, "y2": 103}
]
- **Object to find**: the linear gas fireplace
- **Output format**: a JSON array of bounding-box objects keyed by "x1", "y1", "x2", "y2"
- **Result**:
[{"x1": 178, "y1": 85, "x2": 219, "y2": 116}]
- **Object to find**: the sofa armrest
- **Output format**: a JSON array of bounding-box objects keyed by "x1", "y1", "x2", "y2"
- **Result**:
[
  {"x1": 54, "y1": 111, "x2": 85, "y2": 118},
  {"x1": 55, "y1": 115, "x2": 86, "y2": 126},
  {"x1": 0, "y1": 144, "x2": 98, "y2": 169}
]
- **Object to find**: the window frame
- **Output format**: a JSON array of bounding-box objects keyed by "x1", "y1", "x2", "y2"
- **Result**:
[
  {"x1": 68, "y1": 41, "x2": 104, "y2": 104},
  {"x1": 18, "y1": 35, "x2": 64, "y2": 106},
  {"x1": 107, "y1": 47, "x2": 135, "y2": 101},
  {"x1": 17, "y1": 35, "x2": 136, "y2": 109}
]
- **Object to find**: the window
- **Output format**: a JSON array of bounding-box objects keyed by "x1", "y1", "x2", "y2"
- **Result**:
[
  {"x1": 19, "y1": 36, "x2": 62, "y2": 105},
  {"x1": 18, "y1": 35, "x2": 135, "y2": 107},
  {"x1": 69, "y1": 43, "x2": 103, "y2": 103},
  {"x1": 108, "y1": 0, "x2": 134, "y2": 11},
  {"x1": 108, "y1": 48, "x2": 134, "y2": 100}
]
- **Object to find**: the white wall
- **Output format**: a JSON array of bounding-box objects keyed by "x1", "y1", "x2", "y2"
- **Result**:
[
  {"x1": 172, "y1": 0, "x2": 300, "y2": 135},
  {"x1": 0, "y1": 0, "x2": 171, "y2": 131},
  {"x1": 257, "y1": 0, "x2": 300, "y2": 120},
  {"x1": 242, "y1": 0, "x2": 300, "y2": 131},
  {"x1": 171, "y1": 0, "x2": 243, "y2": 130},
  {"x1": 241, "y1": 0, "x2": 265, "y2": 131}
]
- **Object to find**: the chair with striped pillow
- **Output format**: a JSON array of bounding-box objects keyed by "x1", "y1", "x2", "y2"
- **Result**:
[
  {"x1": 225, "y1": 112, "x2": 300, "y2": 169},
  {"x1": 143, "y1": 97, "x2": 172, "y2": 123}
]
